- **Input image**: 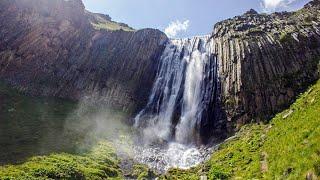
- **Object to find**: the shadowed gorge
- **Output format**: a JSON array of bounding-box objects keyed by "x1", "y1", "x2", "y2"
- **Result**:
[{"x1": 0, "y1": 0, "x2": 319, "y2": 178}]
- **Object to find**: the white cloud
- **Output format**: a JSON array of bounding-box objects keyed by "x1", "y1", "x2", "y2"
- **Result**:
[
  {"x1": 261, "y1": 0, "x2": 297, "y2": 12},
  {"x1": 164, "y1": 20, "x2": 190, "y2": 38}
]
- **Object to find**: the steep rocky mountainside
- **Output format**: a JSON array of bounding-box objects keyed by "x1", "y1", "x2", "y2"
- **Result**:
[
  {"x1": 0, "y1": 0, "x2": 319, "y2": 138},
  {"x1": 212, "y1": 0, "x2": 320, "y2": 133},
  {"x1": 0, "y1": 0, "x2": 168, "y2": 113}
]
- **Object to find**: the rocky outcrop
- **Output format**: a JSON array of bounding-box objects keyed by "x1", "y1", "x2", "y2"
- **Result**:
[
  {"x1": 0, "y1": 0, "x2": 168, "y2": 113},
  {"x1": 212, "y1": 0, "x2": 320, "y2": 133}
]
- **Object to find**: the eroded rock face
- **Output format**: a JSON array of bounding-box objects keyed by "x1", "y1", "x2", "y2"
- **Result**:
[
  {"x1": 0, "y1": 0, "x2": 168, "y2": 113},
  {"x1": 0, "y1": 0, "x2": 319, "y2": 139},
  {"x1": 212, "y1": 0, "x2": 320, "y2": 133}
]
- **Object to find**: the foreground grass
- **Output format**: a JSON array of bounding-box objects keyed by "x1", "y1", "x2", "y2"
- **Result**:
[
  {"x1": 0, "y1": 142, "x2": 122, "y2": 179},
  {"x1": 165, "y1": 80, "x2": 320, "y2": 179}
]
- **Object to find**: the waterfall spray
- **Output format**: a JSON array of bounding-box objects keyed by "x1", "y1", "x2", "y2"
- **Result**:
[{"x1": 133, "y1": 35, "x2": 219, "y2": 171}]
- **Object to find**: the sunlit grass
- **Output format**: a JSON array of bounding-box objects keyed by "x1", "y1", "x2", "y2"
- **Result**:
[{"x1": 91, "y1": 22, "x2": 134, "y2": 31}]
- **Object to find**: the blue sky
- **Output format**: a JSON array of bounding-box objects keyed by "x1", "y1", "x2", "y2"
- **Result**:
[{"x1": 83, "y1": 0, "x2": 310, "y2": 38}]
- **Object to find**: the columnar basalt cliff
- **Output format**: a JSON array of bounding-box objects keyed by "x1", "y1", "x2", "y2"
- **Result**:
[
  {"x1": 0, "y1": 0, "x2": 168, "y2": 112},
  {"x1": 213, "y1": 1, "x2": 320, "y2": 133},
  {"x1": 0, "y1": 0, "x2": 319, "y2": 141}
]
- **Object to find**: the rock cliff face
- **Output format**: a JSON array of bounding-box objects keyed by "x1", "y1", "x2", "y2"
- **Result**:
[
  {"x1": 0, "y1": 0, "x2": 319, "y2": 139},
  {"x1": 212, "y1": 0, "x2": 320, "y2": 133},
  {"x1": 0, "y1": 0, "x2": 168, "y2": 112}
]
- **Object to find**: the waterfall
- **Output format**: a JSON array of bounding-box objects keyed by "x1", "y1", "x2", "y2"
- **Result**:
[{"x1": 134, "y1": 35, "x2": 219, "y2": 145}]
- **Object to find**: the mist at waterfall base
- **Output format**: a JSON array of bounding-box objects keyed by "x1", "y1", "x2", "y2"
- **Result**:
[
  {"x1": 61, "y1": 100, "x2": 214, "y2": 173},
  {"x1": 132, "y1": 35, "x2": 220, "y2": 172},
  {"x1": 62, "y1": 99, "x2": 131, "y2": 153}
]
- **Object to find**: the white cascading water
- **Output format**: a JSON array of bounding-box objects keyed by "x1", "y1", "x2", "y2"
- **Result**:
[
  {"x1": 175, "y1": 36, "x2": 214, "y2": 144},
  {"x1": 133, "y1": 35, "x2": 218, "y2": 172},
  {"x1": 134, "y1": 39, "x2": 187, "y2": 142}
]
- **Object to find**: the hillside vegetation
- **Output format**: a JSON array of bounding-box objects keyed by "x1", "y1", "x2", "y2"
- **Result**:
[
  {"x1": 87, "y1": 12, "x2": 135, "y2": 31},
  {"x1": 0, "y1": 142, "x2": 122, "y2": 179},
  {"x1": 0, "y1": 79, "x2": 319, "y2": 179}
]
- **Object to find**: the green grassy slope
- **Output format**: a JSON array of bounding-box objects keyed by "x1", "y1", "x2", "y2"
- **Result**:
[
  {"x1": 87, "y1": 12, "x2": 135, "y2": 32},
  {"x1": 0, "y1": 142, "x2": 122, "y2": 179},
  {"x1": 164, "y1": 80, "x2": 320, "y2": 179},
  {"x1": 91, "y1": 21, "x2": 134, "y2": 31}
]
